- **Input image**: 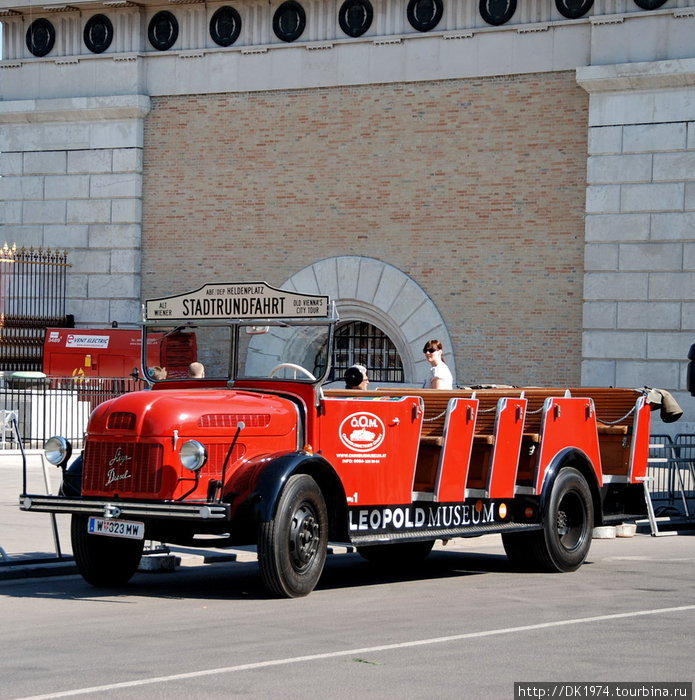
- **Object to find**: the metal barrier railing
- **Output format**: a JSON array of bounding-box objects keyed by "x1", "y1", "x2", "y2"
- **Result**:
[
  {"x1": 0, "y1": 376, "x2": 147, "y2": 449},
  {"x1": 646, "y1": 434, "x2": 695, "y2": 526}
]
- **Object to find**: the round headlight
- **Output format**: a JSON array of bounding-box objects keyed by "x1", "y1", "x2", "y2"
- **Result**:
[
  {"x1": 180, "y1": 440, "x2": 207, "y2": 472},
  {"x1": 44, "y1": 436, "x2": 72, "y2": 467}
]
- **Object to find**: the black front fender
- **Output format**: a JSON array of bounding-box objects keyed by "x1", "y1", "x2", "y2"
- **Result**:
[
  {"x1": 59, "y1": 454, "x2": 83, "y2": 498},
  {"x1": 247, "y1": 452, "x2": 345, "y2": 524}
]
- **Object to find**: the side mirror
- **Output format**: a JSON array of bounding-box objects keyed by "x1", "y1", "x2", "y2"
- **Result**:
[{"x1": 688, "y1": 344, "x2": 695, "y2": 397}]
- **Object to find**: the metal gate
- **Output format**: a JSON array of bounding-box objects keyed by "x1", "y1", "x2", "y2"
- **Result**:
[{"x1": 0, "y1": 243, "x2": 72, "y2": 372}]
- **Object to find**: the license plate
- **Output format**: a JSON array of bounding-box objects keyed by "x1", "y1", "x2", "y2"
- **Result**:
[{"x1": 87, "y1": 517, "x2": 145, "y2": 540}]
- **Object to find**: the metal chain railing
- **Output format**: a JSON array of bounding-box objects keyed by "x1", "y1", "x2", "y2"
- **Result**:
[
  {"x1": 423, "y1": 410, "x2": 447, "y2": 423},
  {"x1": 596, "y1": 406, "x2": 636, "y2": 425}
]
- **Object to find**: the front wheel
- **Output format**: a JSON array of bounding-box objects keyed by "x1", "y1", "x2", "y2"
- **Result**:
[
  {"x1": 71, "y1": 514, "x2": 144, "y2": 587},
  {"x1": 257, "y1": 474, "x2": 328, "y2": 598}
]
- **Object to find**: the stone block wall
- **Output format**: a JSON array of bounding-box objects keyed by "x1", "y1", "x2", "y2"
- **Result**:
[
  {"x1": 578, "y1": 60, "x2": 695, "y2": 432},
  {"x1": 0, "y1": 95, "x2": 150, "y2": 326}
]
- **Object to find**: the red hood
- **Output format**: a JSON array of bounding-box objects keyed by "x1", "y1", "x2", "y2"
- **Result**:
[{"x1": 89, "y1": 388, "x2": 298, "y2": 438}]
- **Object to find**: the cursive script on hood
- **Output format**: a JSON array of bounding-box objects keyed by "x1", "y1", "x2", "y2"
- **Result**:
[{"x1": 106, "y1": 448, "x2": 133, "y2": 486}]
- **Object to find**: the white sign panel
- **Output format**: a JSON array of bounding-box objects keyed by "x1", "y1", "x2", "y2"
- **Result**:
[
  {"x1": 145, "y1": 282, "x2": 330, "y2": 321},
  {"x1": 65, "y1": 334, "x2": 111, "y2": 349}
]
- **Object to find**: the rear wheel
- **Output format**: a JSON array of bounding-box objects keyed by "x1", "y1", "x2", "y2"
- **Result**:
[
  {"x1": 71, "y1": 514, "x2": 144, "y2": 587},
  {"x1": 257, "y1": 474, "x2": 328, "y2": 598},
  {"x1": 502, "y1": 467, "x2": 593, "y2": 572},
  {"x1": 357, "y1": 539, "x2": 435, "y2": 567}
]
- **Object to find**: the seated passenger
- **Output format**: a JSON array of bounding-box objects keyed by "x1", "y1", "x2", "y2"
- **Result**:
[
  {"x1": 422, "y1": 339, "x2": 454, "y2": 390},
  {"x1": 344, "y1": 364, "x2": 369, "y2": 390},
  {"x1": 188, "y1": 362, "x2": 205, "y2": 378}
]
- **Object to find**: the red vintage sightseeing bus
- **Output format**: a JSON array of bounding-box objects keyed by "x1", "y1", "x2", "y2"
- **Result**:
[{"x1": 21, "y1": 282, "x2": 659, "y2": 597}]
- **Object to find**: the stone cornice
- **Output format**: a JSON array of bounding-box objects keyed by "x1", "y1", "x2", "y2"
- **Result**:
[
  {"x1": 0, "y1": 94, "x2": 151, "y2": 123},
  {"x1": 577, "y1": 57, "x2": 695, "y2": 93}
]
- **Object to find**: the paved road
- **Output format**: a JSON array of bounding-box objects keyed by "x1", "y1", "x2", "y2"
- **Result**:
[
  {"x1": 1, "y1": 528, "x2": 694, "y2": 700},
  {"x1": 2, "y1": 462, "x2": 694, "y2": 699}
]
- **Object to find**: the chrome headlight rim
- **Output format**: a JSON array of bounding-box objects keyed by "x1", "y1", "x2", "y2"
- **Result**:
[
  {"x1": 44, "y1": 436, "x2": 72, "y2": 467},
  {"x1": 179, "y1": 440, "x2": 207, "y2": 472}
]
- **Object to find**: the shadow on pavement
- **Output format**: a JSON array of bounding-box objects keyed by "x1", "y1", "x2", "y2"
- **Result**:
[{"x1": 0, "y1": 549, "x2": 519, "y2": 602}]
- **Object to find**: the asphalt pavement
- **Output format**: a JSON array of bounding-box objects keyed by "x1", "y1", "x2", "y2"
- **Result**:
[
  {"x1": 0, "y1": 453, "x2": 77, "y2": 578},
  {"x1": 2, "y1": 512, "x2": 694, "y2": 699}
]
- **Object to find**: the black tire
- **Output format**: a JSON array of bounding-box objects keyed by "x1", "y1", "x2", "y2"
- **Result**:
[
  {"x1": 71, "y1": 514, "x2": 144, "y2": 587},
  {"x1": 357, "y1": 539, "x2": 435, "y2": 567},
  {"x1": 257, "y1": 474, "x2": 328, "y2": 598},
  {"x1": 503, "y1": 467, "x2": 593, "y2": 572}
]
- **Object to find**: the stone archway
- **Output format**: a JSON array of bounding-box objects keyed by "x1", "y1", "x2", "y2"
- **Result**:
[{"x1": 282, "y1": 256, "x2": 456, "y2": 384}]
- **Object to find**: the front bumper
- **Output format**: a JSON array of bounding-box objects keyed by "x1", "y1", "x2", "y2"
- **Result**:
[{"x1": 19, "y1": 494, "x2": 230, "y2": 521}]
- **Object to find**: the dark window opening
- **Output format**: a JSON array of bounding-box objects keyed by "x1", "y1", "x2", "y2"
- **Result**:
[
  {"x1": 330, "y1": 321, "x2": 404, "y2": 384},
  {"x1": 84, "y1": 14, "x2": 114, "y2": 54},
  {"x1": 633, "y1": 0, "x2": 666, "y2": 9},
  {"x1": 479, "y1": 0, "x2": 516, "y2": 25},
  {"x1": 273, "y1": 1, "x2": 306, "y2": 42},
  {"x1": 555, "y1": 0, "x2": 593, "y2": 19},
  {"x1": 339, "y1": 0, "x2": 374, "y2": 37},
  {"x1": 26, "y1": 18, "x2": 55, "y2": 57},
  {"x1": 407, "y1": 0, "x2": 443, "y2": 32},
  {"x1": 210, "y1": 6, "x2": 242, "y2": 47},
  {"x1": 148, "y1": 11, "x2": 179, "y2": 51}
]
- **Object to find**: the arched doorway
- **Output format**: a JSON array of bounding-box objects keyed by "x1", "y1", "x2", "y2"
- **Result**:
[{"x1": 282, "y1": 256, "x2": 455, "y2": 385}]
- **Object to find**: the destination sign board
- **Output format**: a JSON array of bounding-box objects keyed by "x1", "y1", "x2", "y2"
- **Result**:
[{"x1": 145, "y1": 282, "x2": 330, "y2": 321}]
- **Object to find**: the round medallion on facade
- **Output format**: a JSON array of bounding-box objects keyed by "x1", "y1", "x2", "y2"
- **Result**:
[
  {"x1": 210, "y1": 6, "x2": 242, "y2": 47},
  {"x1": 633, "y1": 0, "x2": 667, "y2": 8},
  {"x1": 273, "y1": 1, "x2": 306, "y2": 42},
  {"x1": 338, "y1": 0, "x2": 373, "y2": 38},
  {"x1": 555, "y1": 0, "x2": 593, "y2": 18},
  {"x1": 26, "y1": 18, "x2": 55, "y2": 57},
  {"x1": 406, "y1": 0, "x2": 443, "y2": 32},
  {"x1": 479, "y1": 0, "x2": 516, "y2": 25},
  {"x1": 148, "y1": 11, "x2": 179, "y2": 51},
  {"x1": 84, "y1": 14, "x2": 114, "y2": 54}
]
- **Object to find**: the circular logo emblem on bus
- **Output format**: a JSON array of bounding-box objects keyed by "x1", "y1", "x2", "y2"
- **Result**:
[{"x1": 339, "y1": 412, "x2": 386, "y2": 452}]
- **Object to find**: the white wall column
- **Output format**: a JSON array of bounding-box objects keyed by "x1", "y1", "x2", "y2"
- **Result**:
[
  {"x1": 577, "y1": 59, "x2": 695, "y2": 432},
  {"x1": 0, "y1": 94, "x2": 150, "y2": 326}
]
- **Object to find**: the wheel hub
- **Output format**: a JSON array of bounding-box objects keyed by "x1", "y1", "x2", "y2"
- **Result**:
[
  {"x1": 557, "y1": 510, "x2": 569, "y2": 536},
  {"x1": 556, "y1": 490, "x2": 586, "y2": 550},
  {"x1": 289, "y1": 503, "x2": 320, "y2": 569}
]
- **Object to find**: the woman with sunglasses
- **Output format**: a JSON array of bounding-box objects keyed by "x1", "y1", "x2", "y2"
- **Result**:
[{"x1": 422, "y1": 339, "x2": 454, "y2": 389}]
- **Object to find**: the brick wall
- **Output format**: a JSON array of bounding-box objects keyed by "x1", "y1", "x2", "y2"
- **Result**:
[{"x1": 142, "y1": 71, "x2": 588, "y2": 386}]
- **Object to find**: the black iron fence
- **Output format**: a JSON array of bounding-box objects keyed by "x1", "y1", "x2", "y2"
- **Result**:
[
  {"x1": 0, "y1": 375, "x2": 147, "y2": 449},
  {"x1": 0, "y1": 244, "x2": 72, "y2": 372}
]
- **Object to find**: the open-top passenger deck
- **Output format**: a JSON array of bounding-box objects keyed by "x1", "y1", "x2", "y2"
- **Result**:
[{"x1": 323, "y1": 386, "x2": 651, "y2": 499}]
